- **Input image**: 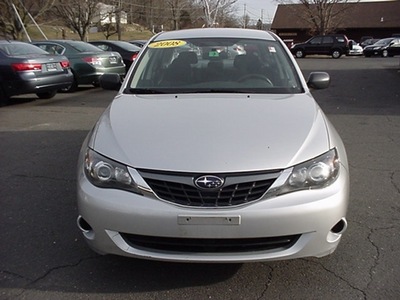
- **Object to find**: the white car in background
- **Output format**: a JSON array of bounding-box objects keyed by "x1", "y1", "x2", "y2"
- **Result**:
[
  {"x1": 348, "y1": 40, "x2": 363, "y2": 56},
  {"x1": 77, "y1": 28, "x2": 350, "y2": 263}
]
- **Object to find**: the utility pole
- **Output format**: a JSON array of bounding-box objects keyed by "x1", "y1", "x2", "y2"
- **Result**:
[
  {"x1": 10, "y1": 2, "x2": 30, "y2": 41},
  {"x1": 243, "y1": 4, "x2": 246, "y2": 29}
]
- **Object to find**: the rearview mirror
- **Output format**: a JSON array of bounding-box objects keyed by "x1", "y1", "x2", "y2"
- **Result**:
[{"x1": 100, "y1": 73, "x2": 122, "y2": 91}]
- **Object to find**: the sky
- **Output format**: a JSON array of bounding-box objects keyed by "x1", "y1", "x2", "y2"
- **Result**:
[{"x1": 235, "y1": 0, "x2": 278, "y2": 24}]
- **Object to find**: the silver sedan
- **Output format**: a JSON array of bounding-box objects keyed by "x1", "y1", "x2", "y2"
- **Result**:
[{"x1": 77, "y1": 28, "x2": 349, "y2": 263}]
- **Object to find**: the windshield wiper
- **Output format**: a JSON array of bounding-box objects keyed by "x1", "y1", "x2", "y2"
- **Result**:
[
  {"x1": 128, "y1": 88, "x2": 166, "y2": 94},
  {"x1": 192, "y1": 89, "x2": 254, "y2": 93}
]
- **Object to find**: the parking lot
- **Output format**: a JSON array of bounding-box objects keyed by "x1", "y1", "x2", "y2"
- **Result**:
[{"x1": 1, "y1": 56, "x2": 400, "y2": 299}]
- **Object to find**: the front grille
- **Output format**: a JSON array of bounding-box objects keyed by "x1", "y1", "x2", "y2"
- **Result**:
[
  {"x1": 144, "y1": 178, "x2": 274, "y2": 207},
  {"x1": 120, "y1": 233, "x2": 301, "y2": 253},
  {"x1": 139, "y1": 170, "x2": 280, "y2": 207}
]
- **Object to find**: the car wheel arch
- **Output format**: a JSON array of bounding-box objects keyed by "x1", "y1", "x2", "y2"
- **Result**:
[{"x1": 60, "y1": 70, "x2": 78, "y2": 93}]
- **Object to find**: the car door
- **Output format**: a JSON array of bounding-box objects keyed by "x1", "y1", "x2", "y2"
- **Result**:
[
  {"x1": 321, "y1": 36, "x2": 334, "y2": 55},
  {"x1": 306, "y1": 36, "x2": 323, "y2": 55},
  {"x1": 388, "y1": 39, "x2": 400, "y2": 56}
]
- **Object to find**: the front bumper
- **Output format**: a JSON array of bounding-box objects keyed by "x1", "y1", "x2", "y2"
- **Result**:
[{"x1": 76, "y1": 162, "x2": 350, "y2": 263}]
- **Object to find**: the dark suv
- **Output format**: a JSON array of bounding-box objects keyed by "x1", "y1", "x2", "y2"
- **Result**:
[{"x1": 290, "y1": 34, "x2": 350, "y2": 59}]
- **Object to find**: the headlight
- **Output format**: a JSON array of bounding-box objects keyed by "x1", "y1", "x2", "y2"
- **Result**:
[
  {"x1": 84, "y1": 148, "x2": 142, "y2": 194},
  {"x1": 275, "y1": 149, "x2": 340, "y2": 196}
]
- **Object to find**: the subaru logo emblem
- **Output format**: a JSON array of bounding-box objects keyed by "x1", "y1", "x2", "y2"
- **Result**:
[{"x1": 194, "y1": 175, "x2": 224, "y2": 189}]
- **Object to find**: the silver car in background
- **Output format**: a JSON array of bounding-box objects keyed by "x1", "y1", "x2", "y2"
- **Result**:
[
  {"x1": 77, "y1": 28, "x2": 349, "y2": 263},
  {"x1": 0, "y1": 40, "x2": 73, "y2": 104}
]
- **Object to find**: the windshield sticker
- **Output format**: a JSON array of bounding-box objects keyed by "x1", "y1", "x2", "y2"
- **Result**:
[
  {"x1": 208, "y1": 51, "x2": 220, "y2": 57},
  {"x1": 268, "y1": 46, "x2": 276, "y2": 53},
  {"x1": 148, "y1": 40, "x2": 187, "y2": 48}
]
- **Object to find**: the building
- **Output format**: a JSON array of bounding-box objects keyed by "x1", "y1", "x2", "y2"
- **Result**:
[
  {"x1": 95, "y1": 2, "x2": 127, "y2": 26},
  {"x1": 271, "y1": 1, "x2": 400, "y2": 44}
]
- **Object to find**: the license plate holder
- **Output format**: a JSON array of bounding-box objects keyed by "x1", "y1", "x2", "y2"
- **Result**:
[
  {"x1": 178, "y1": 215, "x2": 241, "y2": 225},
  {"x1": 46, "y1": 63, "x2": 57, "y2": 71}
]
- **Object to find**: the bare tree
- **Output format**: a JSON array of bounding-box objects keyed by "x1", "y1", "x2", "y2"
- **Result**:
[
  {"x1": 277, "y1": 0, "x2": 359, "y2": 35},
  {"x1": 199, "y1": 0, "x2": 238, "y2": 27},
  {"x1": 0, "y1": 0, "x2": 55, "y2": 40},
  {"x1": 95, "y1": 2, "x2": 118, "y2": 40},
  {"x1": 166, "y1": 0, "x2": 187, "y2": 30},
  {"x1": 52, "y1": 0, "x2": 99, "y2": 41}
]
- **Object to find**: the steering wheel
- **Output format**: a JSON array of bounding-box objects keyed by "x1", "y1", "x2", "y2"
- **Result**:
[{"x1": 237, "y1": 74, "x2": 273, "y2": 86}]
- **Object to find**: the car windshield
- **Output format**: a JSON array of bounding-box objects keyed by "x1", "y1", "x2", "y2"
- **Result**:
[
  {"x1": 110, "y1": 41, "x2": 141, "y2": 51},
  {"x1": 66, "y1": 41, "x2": 105, "y2": 52},
  {"x1": 374, "y1": 38, "x2": 393, "y2": 46},
  {"x1": 126, "y1": 37, "x2": 303, "y2": 94},
  {"x1": 0, "y1": 43, "x2": 48, "y2": 56}
]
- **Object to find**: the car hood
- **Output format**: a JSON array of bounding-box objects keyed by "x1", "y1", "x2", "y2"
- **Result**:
[{"x1": 90, "y1": 94, "x2": 330, "y2": 173}]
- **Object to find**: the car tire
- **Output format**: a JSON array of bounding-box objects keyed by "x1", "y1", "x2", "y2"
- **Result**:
[
  {"x1": 295, "y1": 49, "x2": 305, "y2": 58},
  {"x1": 60, "y1": 74, "x2": 78, "y2": 93},
  {"x1": 331, "y1": 49, "x2": 342, "y2": 59},
  {"x1": 382, "y1": 50, "x2": 388, "y2": 57},
  {"x1": 0, "y1": 86, "x2": 9, "y2": 107},
  {"x1": 36, "y1": 90, "x2": 57, "y2": 99}
]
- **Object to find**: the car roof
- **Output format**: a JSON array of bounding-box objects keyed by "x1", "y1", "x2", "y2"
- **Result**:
[
  {"x1": 0, "y1": 40, "x2": 28, "y2": 44},
  {"x1": 91, "y1": 40, "x2": 138, "y2": 46},
  {"x1": 32, "y1": 40, "x2": 87, "y2": 44},
  {"x1": 151, "y1": 28, "x2": 277, "y2": 42},
  {"x1": 92, "y1": 40, "x2": 127, "y2": 43}
]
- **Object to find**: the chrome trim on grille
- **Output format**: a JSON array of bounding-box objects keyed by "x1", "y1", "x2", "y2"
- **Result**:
[{"x1": 137, "y1": 170, "x2": 282, "y2": 207}]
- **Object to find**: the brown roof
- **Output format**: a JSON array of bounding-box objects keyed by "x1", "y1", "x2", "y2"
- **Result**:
[{"x1": 271, "y1": 1, "x2": 400, "y2": 30}]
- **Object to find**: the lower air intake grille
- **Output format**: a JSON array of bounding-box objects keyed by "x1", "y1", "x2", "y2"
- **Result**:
[{"x1": 120, "y1": 233, "x2": 301, "y2": 253}]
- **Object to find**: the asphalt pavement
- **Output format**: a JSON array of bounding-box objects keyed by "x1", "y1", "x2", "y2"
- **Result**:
[{"x1": 1, "y1": 57, "x2": 400, "y2": 300}]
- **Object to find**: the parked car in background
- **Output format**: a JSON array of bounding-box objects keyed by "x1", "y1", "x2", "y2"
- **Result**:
[
  {"x1": 0, "y1": 40, "x2": 73, "y2": 104},
  {"x1": 363, "y1": 37, "x2": 397, "y2": 57},
  {"x1": 77, "y1": 28, "x2": 349, "y2": 263},
  {"x1": 360, "y1": 36, "x2": 373, "y2": 45},
  {"x1": 347, "y1": 40, "x2": 363, "y2": 56},
  {"x1": 31, "y1": 40, "x2": 126, "y2": 92},
  {"x1": 387, "y1": 38, "x2": 400, "y2": 57},
  {"x1": 290, "y1": 34, "x2": 350, "y2": 58},
  {"x1": 89, "y1": 40, "x2": 141, "y2": 71},
  {"x1": 360, "y1": 38, "x2": 380, "y2": 48},
  {"x1": 128, "y1": 40, "x2": 147, "y2": 48}
]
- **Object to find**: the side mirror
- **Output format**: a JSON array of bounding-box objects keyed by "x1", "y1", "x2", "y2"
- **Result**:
[
  {"x1": 100, "y1": 73, "x2": 122, "y2": 91},
  {"x1": 307, "y1": 72, "x2": 330, "y2": 90}
]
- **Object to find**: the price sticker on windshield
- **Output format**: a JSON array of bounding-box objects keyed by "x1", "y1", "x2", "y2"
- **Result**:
[{"x1": 148, "y1": 40, "x2": 187, "y2": 48}]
